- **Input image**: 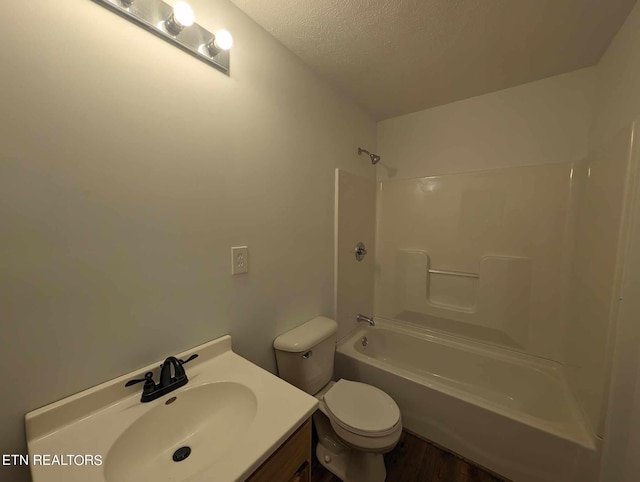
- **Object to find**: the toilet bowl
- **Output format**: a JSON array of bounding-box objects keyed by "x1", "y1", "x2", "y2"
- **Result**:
[
  {"x1": 322, "y1": 379, "x2": 402, "y2": 451},
  {"x1": 314, "y1": 380, "x2": 402, "y2": 481},
  {"x1": 273, "y1": 316, "x2": 402, "y2": 482}
]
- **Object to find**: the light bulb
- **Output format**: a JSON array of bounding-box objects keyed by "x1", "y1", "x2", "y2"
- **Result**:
[
  {"x1": 204, "y1": 29, "x2": 233, "y2": 57},
  {"x1": 173, "y1": 2, "x2": 195, "y2": 28},
  {"x1": 164, "y1": 2, "x2": 195, "y2": 35},
  {"x1": 214, "y1": 29, "x2": 233, "y2": 50}
]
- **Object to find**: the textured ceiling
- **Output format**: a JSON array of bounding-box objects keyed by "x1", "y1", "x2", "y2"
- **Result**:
[{"x1": 229, "y1": 0, "x2": 637, "y2": 120}]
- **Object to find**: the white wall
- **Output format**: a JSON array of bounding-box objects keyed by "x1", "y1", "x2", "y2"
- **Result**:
[
  {"x1": 0, "y1": 1, "x2": 375, "y2": 480},
  {"x1": 377, "y1": 68, "x2": 595, "y2": 180}
]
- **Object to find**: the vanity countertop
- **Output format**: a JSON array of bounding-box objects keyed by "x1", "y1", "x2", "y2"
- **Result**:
[{"x1": 25, "y1": 335, "x2": 318, "y2": 482}]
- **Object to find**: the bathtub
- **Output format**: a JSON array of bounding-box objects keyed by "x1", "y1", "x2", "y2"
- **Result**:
[{"x1": 334, "y1": 318, "x2": 600, "y2": 482}]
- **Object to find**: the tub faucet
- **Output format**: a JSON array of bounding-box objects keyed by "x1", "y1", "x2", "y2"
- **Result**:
[{"x1": 356, "y1": 314, "x2": 375, "y2": 326}]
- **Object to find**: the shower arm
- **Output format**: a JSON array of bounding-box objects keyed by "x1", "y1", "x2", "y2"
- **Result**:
[{"x1": 357, "y1": 147, "x2": 381, "y2": 165}]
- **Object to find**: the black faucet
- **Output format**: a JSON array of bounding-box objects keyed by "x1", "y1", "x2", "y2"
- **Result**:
[{"x1": 125, "y1": 354, "x2": 198, "y2": 402}]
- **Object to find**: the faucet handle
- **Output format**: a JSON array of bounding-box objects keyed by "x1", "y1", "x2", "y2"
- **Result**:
[
  {"x1": 125, "y1": 371, "x2": 155, "y2": 390},
  {"x1": 179, "y1": 354, "x2": 198, "y2": 365}
]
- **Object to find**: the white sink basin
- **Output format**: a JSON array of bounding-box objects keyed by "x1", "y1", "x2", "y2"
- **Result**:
[
  {"x1": 25, "y1": 335, "x2": 318, "y2": 482},
  {"x1": 105, "y1": 382, "x2": 258, "y2": 482}
]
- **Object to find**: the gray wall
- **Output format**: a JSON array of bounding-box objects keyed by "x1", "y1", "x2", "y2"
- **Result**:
[{"x1": 0, "y1": 1, "x2": 375, "y2": 480}]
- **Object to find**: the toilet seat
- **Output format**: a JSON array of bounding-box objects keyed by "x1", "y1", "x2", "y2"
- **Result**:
[{"x1": 323, "y1": 379, "x2": 401, "y2": 437}]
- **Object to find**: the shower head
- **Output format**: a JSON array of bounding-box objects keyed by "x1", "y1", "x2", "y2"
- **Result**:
[{"x1": 357, "y1": 147, "x2": 381, "y2": 165}]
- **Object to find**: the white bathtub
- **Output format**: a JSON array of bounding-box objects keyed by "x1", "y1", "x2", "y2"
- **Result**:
[{"x1": 334, "y1": 318, "x2": 600, "y2": 482}]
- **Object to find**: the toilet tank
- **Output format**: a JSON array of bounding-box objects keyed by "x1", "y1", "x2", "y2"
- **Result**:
[{"x1": 273, "y1": 316, "x2": 338, "y2": 395}]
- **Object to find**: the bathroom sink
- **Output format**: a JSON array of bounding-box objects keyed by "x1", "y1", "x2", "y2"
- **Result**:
[
  {"x1": 25, "y1": 335, "x2": 318, "y2": 482},
  {"x1": 104, "y1": 382, "x2": 258, "y2": 482}
]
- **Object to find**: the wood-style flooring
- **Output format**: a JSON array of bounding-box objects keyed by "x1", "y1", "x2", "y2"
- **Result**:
[{"x1": 311, "y1": 431, "x2": 509, "y2": 482}]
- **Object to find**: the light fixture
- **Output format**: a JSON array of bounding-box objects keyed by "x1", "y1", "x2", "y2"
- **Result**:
[
  {"x1": 205, "y1": 29, "x2": 233, "y2": 56},
  {"x1": 93, "y1": 0, "x2": 232, "y2": 73},
  {"x1": 164, "y1": 2, "x2": 194, "y2": 36}
]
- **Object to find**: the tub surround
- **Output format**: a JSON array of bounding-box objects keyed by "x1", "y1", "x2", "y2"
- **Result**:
[
  {"x1": 374, "y1": 162, "x2": 576, "y2": 363},
  {"x1": 334, "y1": 169, "x2": 377, "y2": 341},
  {"x1": 25, "y1": 335, "x2": 318, "y2": 482}
]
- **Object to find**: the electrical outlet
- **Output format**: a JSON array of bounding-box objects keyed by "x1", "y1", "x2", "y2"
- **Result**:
[{"x1": 231, "y1": 246, "x2": 249, "y2": 275}]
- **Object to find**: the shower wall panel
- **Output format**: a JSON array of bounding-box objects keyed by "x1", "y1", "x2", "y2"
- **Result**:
[
  {"x1": 335, "y1": 169, "x2": 376, "y2": 340},
  {"x1": 564, "y1": 126, "x2": 635, "y2": 437},
  {"x1": 375, "y1": 163, "x2": 575, "y2": 362}
]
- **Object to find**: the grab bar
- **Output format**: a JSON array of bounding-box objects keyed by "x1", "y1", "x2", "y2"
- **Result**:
[{"x1": 428, "y1": 268, "x2": 479, "y2": 279}]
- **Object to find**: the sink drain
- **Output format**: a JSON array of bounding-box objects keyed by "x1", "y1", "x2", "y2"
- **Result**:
[{"x1": 172, "y1": 446, "x2": 191, "y2": 462}]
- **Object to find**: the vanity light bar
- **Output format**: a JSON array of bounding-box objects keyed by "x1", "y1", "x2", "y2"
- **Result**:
[{"x1": 92, "y1": 0, "x2": 232, "y2": 74}]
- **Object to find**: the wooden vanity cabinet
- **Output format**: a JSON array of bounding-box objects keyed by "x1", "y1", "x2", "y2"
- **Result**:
[{"x1": 247, "y1": 418, "x2": 312, "y2": 482}]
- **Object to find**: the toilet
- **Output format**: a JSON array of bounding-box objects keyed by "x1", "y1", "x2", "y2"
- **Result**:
[{"x1": 274, "y1": 316, "x2": 402, "y2": 482}]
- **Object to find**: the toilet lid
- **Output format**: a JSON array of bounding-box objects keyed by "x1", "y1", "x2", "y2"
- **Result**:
[{"x1": 323, "y1": 379, "x2": 400, "y2": 435}]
